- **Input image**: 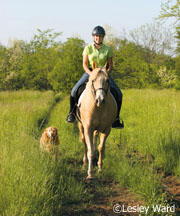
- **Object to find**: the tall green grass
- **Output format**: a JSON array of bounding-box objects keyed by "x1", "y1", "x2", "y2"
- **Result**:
[
  {"x1": 1, "y1": 89, "x2": 180, "y2": 215},
  {"x1": 0, "y1": 91, "x2": 88, "y2": 216},
  {"x1": 48, "y1": 90, "x2": 180, "y2": 213},
  {"x1": 103, "y1": 89, "x2": 180, "y2": 212},
  {"x1": 40, "y1": 89, "x2": 180, "y2": 215},
  {"x1": 0, "y1": 91, "x2": 55, "y2": 215},
  {"x1": 119, "y1": 89, "x2": 180, "y2": 175}
]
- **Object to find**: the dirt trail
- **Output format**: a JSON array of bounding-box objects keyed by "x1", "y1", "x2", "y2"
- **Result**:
[
  {"x1": 86, "y1": 182, "x2": 143, "y2": 216},
  {"x1": 59, "y1": 171, "x2": 180, "y2": 216},
  {"x1": 61, "y1": 177, "x2": 144, "y2": 216},
  {"x1": 162, "y1": 175, "x2": 180, "y2": 215},
  {"x1": 54, "y1": 144, "x2": 180, "y2": 215}
]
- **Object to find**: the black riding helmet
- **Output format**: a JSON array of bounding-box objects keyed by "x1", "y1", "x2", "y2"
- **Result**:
[{"x1": 92, "y1": 26, "x2": 105, "y2": 37}]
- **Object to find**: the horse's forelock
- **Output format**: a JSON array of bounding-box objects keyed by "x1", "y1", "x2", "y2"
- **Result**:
[{"x1": 90, "y1": 67, "x2": 108, "y2": 81}]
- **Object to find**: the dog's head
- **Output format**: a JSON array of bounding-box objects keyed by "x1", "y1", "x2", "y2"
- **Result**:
[{"x1": 46, "y1": 127, "x2": 58, "y2": 142}]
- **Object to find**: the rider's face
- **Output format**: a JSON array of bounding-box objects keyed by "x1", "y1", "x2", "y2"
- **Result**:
[{"x1": 93, "y1": 35, "x2": 104, "y2": 44}]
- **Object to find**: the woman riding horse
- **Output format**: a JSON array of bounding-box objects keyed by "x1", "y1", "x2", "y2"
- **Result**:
[{"x1": 66, "y1": 25, "x2": 124, "y2": 129}]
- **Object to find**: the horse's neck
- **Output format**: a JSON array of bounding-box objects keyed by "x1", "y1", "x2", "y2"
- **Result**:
[{"x1": 85, "y1": 82, "x2": 96, "y2": 104}]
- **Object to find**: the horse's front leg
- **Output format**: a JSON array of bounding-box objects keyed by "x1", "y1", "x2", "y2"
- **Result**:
[
  {"x1": 93, "y1": 130, "x2": 98, "y2": 156},
  {"x1": 98, "y1": 131, "x2": 109, "y2": 173},
  {"x1": 84, "y1": 127, "x2": 94, "y2": 179},
  {"x1": 78, "y1": 122, "x2": 87, "y2": 167}
]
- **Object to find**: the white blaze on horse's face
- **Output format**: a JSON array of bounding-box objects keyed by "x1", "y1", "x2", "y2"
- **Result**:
[{"x1": 93, "y1": 68, "x2": 109, "y2": 107}]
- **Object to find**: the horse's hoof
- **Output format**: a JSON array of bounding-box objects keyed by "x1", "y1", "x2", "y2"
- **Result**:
[
  {"x1": 82, "y1": 164, "x2": 87, "y2": 170},
  {"x1": 98, "y1": 168, "x2": 102, "y2": 173},
  {"x1": 86, "y1": 175, "x2": 94, "y2": 180},
  {"x1": 83, "y1": 176, "x2": 94, "y2": 183}
]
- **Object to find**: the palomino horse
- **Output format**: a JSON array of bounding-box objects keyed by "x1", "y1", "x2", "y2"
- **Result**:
[{"x1": 77, "y1": 63, "x2": 117, "y2": 179}]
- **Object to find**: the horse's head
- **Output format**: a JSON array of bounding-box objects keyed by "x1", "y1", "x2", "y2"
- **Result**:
[{"x1": 90, "y1": 62, "x2": 109, "y2": 107}]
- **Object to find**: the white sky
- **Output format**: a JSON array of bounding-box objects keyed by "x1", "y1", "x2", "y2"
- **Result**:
[{"x1": 0, "y1": 0, "x2": 168, "y2": 46}]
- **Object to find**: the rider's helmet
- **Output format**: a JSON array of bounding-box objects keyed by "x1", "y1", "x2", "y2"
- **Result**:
[{"x1": 92, "y1": 26, "x2": 105, "y2": 37}]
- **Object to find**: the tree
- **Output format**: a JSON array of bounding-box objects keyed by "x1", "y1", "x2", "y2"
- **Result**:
[
  {"x1": 129, "y1": 22, "x2": 175, "y2": 61},
  {"x1": 103, "y1": 24, "x2": 175, "y2": 88},
  {"x1": 112, "y1": 40, "x2": 151, "y2": 88},
  {"x1": 48, "y1": 37, "x2": 85, "y2": 92},
  {"x1": 20, "y1": 29, "x2": 62, "y2": 90},
  {"x1": 158, "y1": 0, "x2": 180, "y2": 52},
  {"x1": 158, "y1": 0, "x2": 180, "y2": 87},
  {"x1": 0, "y1": 45, "x2": 8, "y2": 89},
  {"x1": 0, "y1": 40, "x2": 26, "y2": 90},
  {"x1": 158, "y1": 0, "x2": 180, "y2": 23}
]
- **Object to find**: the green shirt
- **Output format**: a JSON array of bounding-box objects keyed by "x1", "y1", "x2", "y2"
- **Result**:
[{"x1": 82, "y1": 43, "x2": 113, "y2": 68}]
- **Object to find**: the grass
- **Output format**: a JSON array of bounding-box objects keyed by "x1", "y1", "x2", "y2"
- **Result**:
[
  {"x1": 48, "y1": 90, "x2": 180, "y2": 214},
  {"x1": 0, "y1": 89, "x2": 180, "y2": 215},
  {"x1": 0, "y1": 91, "x2": 89, "y2": 216},
  {"x1": 0, "y1": 90, "x2": 56, "y2": 215},
  {"x1": 103, "y1": 89, "x2": 180, "y2": 214},
  {"x1": 105, "y1": 90, "x2": 180, "y2": 191},
  {"x1": 120, "y1": 89, "x2": 180, "y2": 175}
]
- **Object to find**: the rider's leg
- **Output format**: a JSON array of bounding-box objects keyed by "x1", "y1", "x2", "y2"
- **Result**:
[
  {"x1": 109, "y1": 77, "x2": 124, "y2": 129},
  {"x1": 66, "y1": 73, "x2": 89, "y2": 123}
]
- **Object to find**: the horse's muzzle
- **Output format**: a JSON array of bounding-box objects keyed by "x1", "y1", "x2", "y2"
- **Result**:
[{"x1": 96, "y1": 98, "x2": 105, "y2": 107}]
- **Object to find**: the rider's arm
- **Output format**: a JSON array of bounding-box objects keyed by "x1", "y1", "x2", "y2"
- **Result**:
[
  {"x1": 107, "y1": 57, "x2": 113, "y2": 72},
  {"x1": 83, "y1": 55, "x2": 92, "y2": 75}
]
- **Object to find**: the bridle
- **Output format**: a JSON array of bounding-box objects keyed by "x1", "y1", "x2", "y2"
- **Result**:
[
  {"x1": 92, "y1": 81, "x2": 109, "y2": 96},
  {"x1": 91, "y1": 69, "x2": 109, "y2": 97}
]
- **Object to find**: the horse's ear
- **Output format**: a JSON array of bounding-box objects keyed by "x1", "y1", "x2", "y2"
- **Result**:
[
  {"x1": 103, "y1": 62, "x2": 108, "y2": 70},
  {"x1": 92, "y1": 62, "x2": 97, "y2": 70}
]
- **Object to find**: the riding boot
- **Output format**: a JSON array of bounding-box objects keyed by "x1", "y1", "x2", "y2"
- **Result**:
[
  {"x1": 112, "y1": 99, "x2": 124, "y2": 129},
  {"x1": 66, "y1": 96, "x2": 76, "y2": 123},
  {"x1": 110, "y1": 87, "x2": 124, "y2": 129}
]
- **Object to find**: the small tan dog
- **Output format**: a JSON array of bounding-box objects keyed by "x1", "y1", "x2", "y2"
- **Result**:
[{"x1": 40, "y1": 126, "x2": 59, "y2": 160}]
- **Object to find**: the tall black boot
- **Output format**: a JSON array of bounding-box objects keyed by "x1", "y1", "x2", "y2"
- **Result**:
[
  {"x1": 110, "y1": 87, "x2": 124, "y2": 129},
  {"x1": 112, "y1": 99, "x2": 124, "y2": 129},
  {"x1": 66, "y1": 96, "x2": 76, "y2": 123}
]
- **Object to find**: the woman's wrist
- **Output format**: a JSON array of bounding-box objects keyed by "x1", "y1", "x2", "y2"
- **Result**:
[{"x1": 85, "y1": 69, "x2": 91, "y2": 74}]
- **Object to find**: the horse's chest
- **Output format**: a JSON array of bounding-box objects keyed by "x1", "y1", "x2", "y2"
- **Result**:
[{"x1": 79, "y1": 91, "x2": 117, "y2": 128}]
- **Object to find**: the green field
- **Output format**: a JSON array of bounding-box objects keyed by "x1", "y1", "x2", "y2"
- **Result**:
[{"x1": 0, "y1": 89, "x2": 180, "y2": 215}]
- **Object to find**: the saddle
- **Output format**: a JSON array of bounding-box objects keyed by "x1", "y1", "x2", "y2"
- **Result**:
[{"x1": 75, "y1": 83, "x2": 87, "y2": 103}]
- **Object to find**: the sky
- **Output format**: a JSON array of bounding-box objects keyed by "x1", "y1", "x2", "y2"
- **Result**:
[{"x1": 0, "y1": 0, "x2": 168, "y2": 46}]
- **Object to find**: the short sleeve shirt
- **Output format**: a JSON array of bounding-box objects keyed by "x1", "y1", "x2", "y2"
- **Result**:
[{"x1": 82, "y1": 43, "x2": 113, "y2": 68}]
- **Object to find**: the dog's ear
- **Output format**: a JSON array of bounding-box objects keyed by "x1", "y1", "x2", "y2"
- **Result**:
[
  {"x1": 92, "y1": 62, "x2": 97, "y2": 70},
  {"x1": 56, "y1": 128, "x2": 58, "y2": 136},
  {"x1": 56, "y1": 136, "x2": 60, "y2": 145}
]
